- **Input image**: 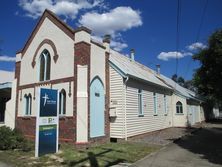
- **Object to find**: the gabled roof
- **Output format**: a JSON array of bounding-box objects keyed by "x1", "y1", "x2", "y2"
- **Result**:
[
  {"x1": 109, "y1": 50, "x2": 172, "y2": 90},
  {"x1": 109, "y1": 49, "x2": 201, "y2": 102},
  {"x1": 158, "y1": 75, "x2": 196, "y2": 99},
  {"x1": 17, "y1": 9, "x2": 75, "y2": 56}
]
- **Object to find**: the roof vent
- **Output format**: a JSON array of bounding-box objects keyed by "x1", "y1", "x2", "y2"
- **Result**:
[
  {"x1": 156, "y1": 64, "x2": 160, "y2": 75},
  {"x1": 130, "y1": 49, "x2": 135, "y2": 61}
]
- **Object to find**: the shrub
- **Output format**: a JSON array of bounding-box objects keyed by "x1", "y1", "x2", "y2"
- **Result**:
[{"x1": 0, "y1": 126, "x2": 32, "y2": 151}]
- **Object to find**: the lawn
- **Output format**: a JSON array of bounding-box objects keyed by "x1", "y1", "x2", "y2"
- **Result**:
[{"x1": 0, "y1": 142, "x2": 160, "y2": 167}]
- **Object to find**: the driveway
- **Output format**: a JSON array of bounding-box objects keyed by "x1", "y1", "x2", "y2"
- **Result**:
[{"x1": 132, "y1": 121, "x2": 222, "y2": 167}]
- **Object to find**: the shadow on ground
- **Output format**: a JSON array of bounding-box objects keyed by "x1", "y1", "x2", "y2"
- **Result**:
[
  {"x1": 174, "y1": 119, "x2": 222, "y2": 165},
  {"x1": 62, "y1": 148, "x2": 125, "y2": 167}
]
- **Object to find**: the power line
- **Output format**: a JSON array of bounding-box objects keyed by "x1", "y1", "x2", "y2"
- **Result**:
[
  {"x1": 184, "y1": 0, "x2": 208, "y2": 79},
  {"x1": 174, "y1": 0, "x2": 181, "y2": 88}
]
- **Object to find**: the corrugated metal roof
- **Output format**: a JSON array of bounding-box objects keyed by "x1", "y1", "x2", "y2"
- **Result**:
[
  {"x1": 109, "y1": 50, "x2": 172, "y2": 89},
  {"x1": 109, "y1": 49, "x2": 200, "y2": 101}
]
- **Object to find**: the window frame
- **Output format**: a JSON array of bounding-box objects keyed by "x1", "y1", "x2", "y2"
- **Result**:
[
  {"x1": 39, "y1": 49, "x2": 51, "y2": 82},
  {"x1": 153, "y1": 92, "x2": 158, "y2": 115},
  {"x1": 24, "y1": 94, "x2": 32, "y2": 116},
  {"x1": 164, "y1": 95, "x2": 167, "y2": 115},
  {"x1": 176, "y1": 101, "x2": 183, "y2": 114},
  {"x1": 138, "y1": 89, "x2": 143, "y2": 116},
  {"x1": 59, "y1": 89, "x2": 66, "y2": 116}
]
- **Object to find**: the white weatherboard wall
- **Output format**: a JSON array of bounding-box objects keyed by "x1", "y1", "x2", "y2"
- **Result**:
[
  {"x1": 172, "y1": 94, "x2": 188, "y2": 127},
  {"x1": 109, "y1": 66, "x2": 125, "y2": 139},
  {"x1": 76, "y1": 65, "x2": 88, "y2": 143},
  {"x1": 20, "y1": 17, "x2": 74, "y2": 86},
  {"x1": 109, "y1": 66, "x2": 173, "y2": 139},
  {"x1": 125, "y1": 84, "x2": 172, "y2": 138}
]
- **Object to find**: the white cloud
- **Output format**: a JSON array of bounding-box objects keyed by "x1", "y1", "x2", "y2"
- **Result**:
[
  {"x1": 92, "y1": 35, "x2": 128, "y2": 51},
  {"x1": 0, "y1": 70, "x2": 14, "y2": 83},
  {"x1": 0, "y1": 56, "x2": 16, "y2": 62},
  {"x1": 18, "y1": 0, "x2": 104, "y2": 19},
  {"x1": 79, "y1": 6, "x2": 142, "y2": 36},
  {"x1": 187, "y1": 42, "x2": 207, "y2": 51},
  {"x1": 157, "y1": 51, "x2": 192, "y2": 61},
  {"x1": 79, "y1": 6, "x2": 142, "y2": 51},
  {"x1": 110, "y1": 40, "x2": 128, "y2": 52}
]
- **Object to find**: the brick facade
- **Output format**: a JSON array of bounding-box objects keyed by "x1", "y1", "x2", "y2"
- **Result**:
[{"x1": 14, "y1": 10, "x2": 110, "y2": 145}]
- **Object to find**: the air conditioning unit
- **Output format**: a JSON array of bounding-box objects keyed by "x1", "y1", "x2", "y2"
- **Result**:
[{"x1": 109, "y1": 107, "x2": 117, "y2": 117}]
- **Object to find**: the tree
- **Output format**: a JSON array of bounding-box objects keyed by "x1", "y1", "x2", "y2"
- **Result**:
[
  {"x1": 172, "y1": 74, "x2": 178, "y2": 82},
  {"x1": 193, "y1": 29, "x2": 222, "y2": 104},
  {"x1": 177, "y1": 77, "x2": 185, "y2": 87},
  {"x1": 171, "y1": 74, "x2": 185, "y2": 87}
]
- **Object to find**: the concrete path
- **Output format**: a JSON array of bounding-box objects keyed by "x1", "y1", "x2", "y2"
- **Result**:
[
  {"x1": 132, "y1": 122, "x2": 222, "y2": 167},
  {"x1": 0, "y1": 162, "x2": 11, "y2": 167}
]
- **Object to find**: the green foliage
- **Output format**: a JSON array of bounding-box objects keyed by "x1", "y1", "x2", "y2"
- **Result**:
[
  {"x1": 0, "y1": 126, "x2": 32, "y2": 151},
  {"x1": 193, "y1": 29, "x2": 222, "y2": 104}
]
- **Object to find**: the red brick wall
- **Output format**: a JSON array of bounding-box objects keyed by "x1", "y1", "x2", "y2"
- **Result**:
[{"x1": 16, "y1": 116, "x2": 76, "y2": 142}]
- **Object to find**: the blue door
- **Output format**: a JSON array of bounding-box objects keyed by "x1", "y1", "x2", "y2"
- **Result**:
[{"x1": 90, "y1": 77, "x2": 105, "y2": 137}]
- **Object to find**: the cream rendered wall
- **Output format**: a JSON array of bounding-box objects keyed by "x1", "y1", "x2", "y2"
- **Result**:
[
  {"x1": 109, "y1": 66, "x2": 125, "y2": 139},
  {"x1": 90, "y1": 43, "x2": 106, "y2": 86},
  {"x1": 76, "y1": 65, "x2": 88, "y2": 142},
  {"x1": 172, "y1": 94, "x2": 188, "y2": 127},
  {"x1": 1, "y1": 79, "x2": 17, "y2": 129},
  {"x1": 17, "y1": 82, "x2": 74, "y2": 117},
  {"x1": 20, "y1": 17, "x2": 74, "y2": 86},
  {"x1": 125, "y1": 85, "x2": 172, "y2": 138}
]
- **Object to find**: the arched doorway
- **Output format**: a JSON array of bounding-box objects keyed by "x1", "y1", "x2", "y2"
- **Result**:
[{"x1": 90, "y1": 77, "x2": 105, "y2": 138}]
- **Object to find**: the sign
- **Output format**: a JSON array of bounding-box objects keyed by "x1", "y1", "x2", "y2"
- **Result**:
[{"x1": 35, "y1": 88, "x2": 59, "y2": 157}]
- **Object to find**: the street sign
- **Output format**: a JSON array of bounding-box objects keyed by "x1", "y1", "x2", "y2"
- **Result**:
[{"x1": 35, "y1": 88, "x2": 59, "y2": 157}]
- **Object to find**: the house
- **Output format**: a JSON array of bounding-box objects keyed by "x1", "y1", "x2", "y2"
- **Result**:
[
  {"x1": 5, "y1": 9, "x2": 205, "y2": 144},
  {"x1": 13, "y1": 9, "x2": 110, "y2": 144},
  {"x1": 109, "y1": 49, "x2": 205, "y2": 140},
  {"x1": 109, "y1": 50, "x2": 173, "y2": 140},
  {"x1": 158, "y1": 75, "x2": 205, "y2": 127}
]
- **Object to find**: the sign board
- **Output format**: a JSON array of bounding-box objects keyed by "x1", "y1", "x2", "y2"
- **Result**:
[{"x1": 35, "y1": 88, "x2": 59, "y2": 157}]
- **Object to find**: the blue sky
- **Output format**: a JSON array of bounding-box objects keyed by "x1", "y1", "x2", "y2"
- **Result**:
[{"x1": 0, "y1": 0, "x2": 222, "y2": 81}]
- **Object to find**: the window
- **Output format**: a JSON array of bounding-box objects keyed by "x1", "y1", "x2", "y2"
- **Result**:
[
  {"x1": 24, "y1": 94, "x2": 32, "y2": 116},
  {"x1": 39, "y1": 49, "x2": 51, "y2": 81},
  {"x1": 176, "y1": 101, "x2": 183, "y2": 114},
  {"x1": 59, "y1": 89, "x2": 66, "y2": 116},
  {"x1": 153, "y1": 93, "x2": 157, "y2": 115},
  {"x1": 164, "y1": 95, "x2": 167, "y2": 114},
  {"x1": 138, "y1": 89, "x2": 143, "y2": 116}
]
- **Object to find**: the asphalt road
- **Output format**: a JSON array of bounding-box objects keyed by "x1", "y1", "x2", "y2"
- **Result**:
[{"x1": 132, "y1": 121, "x2": 222, "y2": 167}]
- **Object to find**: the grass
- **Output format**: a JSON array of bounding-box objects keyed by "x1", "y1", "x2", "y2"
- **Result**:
[{"x1": 0, "y1": 141, "x2": 160, "y2": 167}]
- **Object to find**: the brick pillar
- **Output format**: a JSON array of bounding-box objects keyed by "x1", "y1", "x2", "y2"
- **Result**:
[{"x1": 74, "y1": 41, "x2": 91, "y2": 142}]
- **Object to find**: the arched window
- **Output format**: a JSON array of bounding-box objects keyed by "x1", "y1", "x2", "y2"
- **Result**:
[
  {"x1": 24, "y1": 94, "x2": 32, "y2": 116},
  {"x1": 176, "y1": 101, "x2": 183, "y2": 114},
  {"x1": 39, "y1": 49, "x2": 51, "y2": 81},
  {"x1": 59, "y1": 89, "x2": 66, "y2": 116}
]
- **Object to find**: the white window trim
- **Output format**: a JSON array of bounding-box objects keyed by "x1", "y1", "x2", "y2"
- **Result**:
[
  {"x1": 138, "y1": 89, "x2": 144, "y2": 116},
  {"x1": 164, "y1": 95, "x2": 167, "y2": 115},
  {"x1": 153, "y1": 93, "x2": 158, "y2": 115},
  {"x1": 39, "y1": 50, "x2": 50, "y2": 82}
]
